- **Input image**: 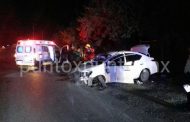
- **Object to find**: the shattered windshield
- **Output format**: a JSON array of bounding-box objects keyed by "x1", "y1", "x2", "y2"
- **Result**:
[{"x1": 93, "y1": 53, "x2": 112, "y2": 64}]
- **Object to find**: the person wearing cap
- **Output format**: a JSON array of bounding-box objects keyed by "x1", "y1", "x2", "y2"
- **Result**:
[{"x1": 83, "y1": 44, "x2": 95, "y2": 62}]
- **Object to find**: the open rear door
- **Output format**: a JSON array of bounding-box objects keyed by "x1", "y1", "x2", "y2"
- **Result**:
[{"x1": 130, "y1": 44, "x2": 150, "y2": 56}]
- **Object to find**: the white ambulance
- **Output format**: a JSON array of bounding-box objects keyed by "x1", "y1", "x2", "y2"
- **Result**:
[{"x1": 14, "y1": 40, "x2": 60, "y2": 68}]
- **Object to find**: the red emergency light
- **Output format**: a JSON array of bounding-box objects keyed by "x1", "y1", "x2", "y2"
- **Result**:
[{"x1": 17, "y1": 40, "x2": 56, "y2": 45}]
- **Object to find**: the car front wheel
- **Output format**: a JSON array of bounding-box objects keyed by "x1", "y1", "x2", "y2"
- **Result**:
[{"x1": 93, "y1": 75, "x2": 107, "y2": 88}]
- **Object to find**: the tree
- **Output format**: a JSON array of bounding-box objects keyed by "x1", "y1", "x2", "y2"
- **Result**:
[
  {"x1": 53, "y1": 28, "x2": 78, "y2": 46},
  {"x1": 77, "y1": 0, "x2": 139, "y2": 51}
]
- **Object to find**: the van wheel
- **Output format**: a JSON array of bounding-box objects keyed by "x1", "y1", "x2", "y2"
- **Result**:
[
  {"x1": 20, "y1": 66, "x2": 29, "y2": 72},
  {"x1": 139, "y1": 69, "x2": 150, "y2": 83},
  {"x1": 23, "y1": 67, "x2": 28, "y2": 72}
]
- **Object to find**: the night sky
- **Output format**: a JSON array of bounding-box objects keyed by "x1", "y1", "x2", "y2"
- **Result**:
[
  {"x1": 0, "y1": 0, "x2": 88, "y2": 43},
  {"x1": 0, "y1": 0, "x2": 189, "y2": 47},
  {"x1": 1, "y1": 0, "x2": 87, "y2": 25}
]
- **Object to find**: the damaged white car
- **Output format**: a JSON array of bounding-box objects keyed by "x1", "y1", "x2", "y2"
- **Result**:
[{"x1": 79, "y1": 45, "x2": 158, "y2": 86}]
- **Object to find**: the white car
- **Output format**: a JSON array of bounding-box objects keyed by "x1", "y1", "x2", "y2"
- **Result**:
[{"x1": 79, "y1": 45, "x2": 158, "y2": 86}]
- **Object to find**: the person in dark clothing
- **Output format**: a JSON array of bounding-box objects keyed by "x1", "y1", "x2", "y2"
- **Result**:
[
  {"x1": 67, "y1": 46, "x2": 82, "y2": 67},
  {"x1": 60, "y1": 45, "x2": 69, "y2": 64}
]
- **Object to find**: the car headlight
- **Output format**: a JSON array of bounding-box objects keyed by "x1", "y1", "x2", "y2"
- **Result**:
[{"x1": 80, "y1": 71, "x2": 92, "y2": 77}]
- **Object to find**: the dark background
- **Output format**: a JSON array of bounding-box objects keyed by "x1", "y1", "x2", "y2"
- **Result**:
[{"x1": 0, "y1": 0, "x2": 88, "y2": 41}]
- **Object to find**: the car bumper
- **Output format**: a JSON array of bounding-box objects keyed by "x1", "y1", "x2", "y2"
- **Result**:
[
  {"x1": 16, "y1": 60, "x2": 35, "y2": 66},
  {"x1": 80, "y1": 77, "x2": 88, "y2": 83},
  {"x1": 80, "y1": 76, "x2": 93, "y2": 86}
]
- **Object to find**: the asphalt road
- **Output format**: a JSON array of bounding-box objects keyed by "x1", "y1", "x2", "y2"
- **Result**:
[
  {"x1": 0, "y1": 69, "x2": 145, "y2": 122},
  {"x1": 0, "y1": 47, "x2": 190, "y2": 122},
  {"x1": 1, "y1": 68, "x2": 190, "y2": 122}
]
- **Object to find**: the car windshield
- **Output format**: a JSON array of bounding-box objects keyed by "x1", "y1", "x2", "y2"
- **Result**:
[
  {"x1": 80, "y1": 53, "x2": 111, "y2": 68},
  {"x1": 93, "y1": 53, "x2": 111, "y2": 64}
]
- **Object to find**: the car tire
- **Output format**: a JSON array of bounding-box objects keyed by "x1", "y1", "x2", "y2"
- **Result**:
[
  {"x1": 97, "y1": 75, "x2": 107, "y2": 88},
  {"x1": 92, "y1": 76, "x2": 100, "y2": 87},
  {"x1": 139, "y1": 69, "x2": 150, "y2": 83},
  {"x1": 93, "y1": 75, "x2": 107, "y2": 88}
]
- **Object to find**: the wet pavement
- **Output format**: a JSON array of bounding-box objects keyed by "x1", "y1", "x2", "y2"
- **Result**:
[
  {"x1": 0, "y1": 68, "x2": 190, "y2": 122},
  {"x1": 0, "y1": 70, "x2": 137, "y2": 122}
]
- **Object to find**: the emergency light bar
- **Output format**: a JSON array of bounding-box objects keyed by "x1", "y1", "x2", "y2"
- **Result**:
[{"x1": 17, "y1": 40, "x2": 56, "y2": 45}]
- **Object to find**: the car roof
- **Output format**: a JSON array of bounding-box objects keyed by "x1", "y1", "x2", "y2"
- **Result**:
[
  {"x1": 17, "y1": 40, "x2": 57, "y2": 46},
  {"x1": 108, "y1": 51, "x2": 145, "y2": 56},
  {"x1": 104, "y1": 51, "x2": 148, "y2": 61}
]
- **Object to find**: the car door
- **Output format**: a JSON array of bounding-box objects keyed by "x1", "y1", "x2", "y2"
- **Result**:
[
  {"x1": 42, "y1": 46, "x2": 51, "y2": 61},
  {"x1": 116, "y1": 54, "x2": 142, "y2": 83},
  {"x1": 106, "y1": 54, "x2": 124, "y2": 83},
  {"x1": 115, "y1": 55, "x2": 126, "y2": 83},
  {"x1": 48, "y1": 46, "x2": 55, "y2": 61}
]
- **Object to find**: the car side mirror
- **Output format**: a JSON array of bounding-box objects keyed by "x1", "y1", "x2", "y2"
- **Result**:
[
  {"x1": 106, "y1": 68, "x2": 110, "y2": 73},
  {"x1": 126, "y1": 61, "x2": 133, "y2": 66}
]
